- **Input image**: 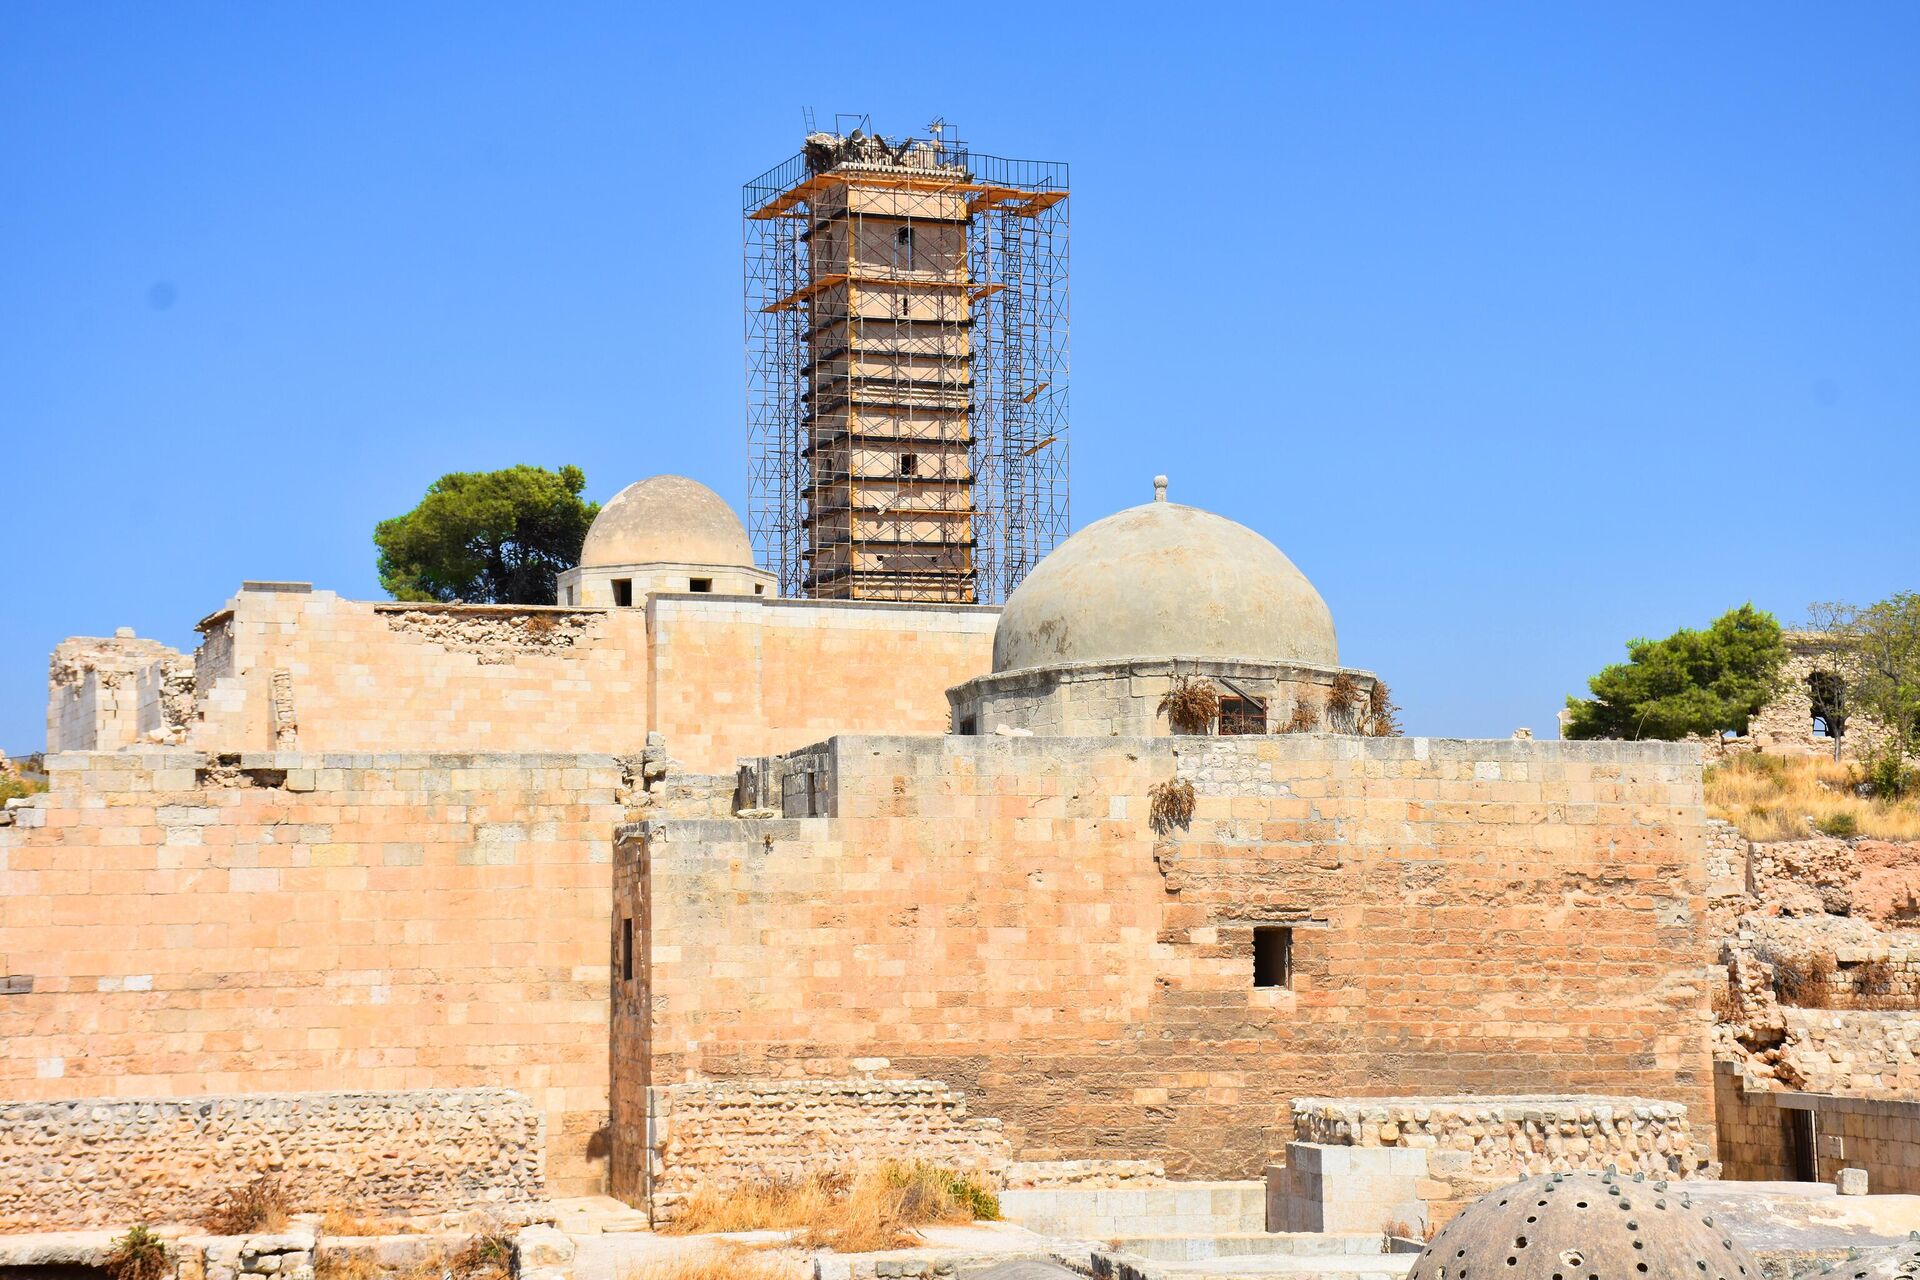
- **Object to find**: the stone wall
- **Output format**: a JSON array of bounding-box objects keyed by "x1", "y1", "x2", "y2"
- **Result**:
[
  {"x1": 176, "y1": 587, "x2": 993, "y2": 775},
  {"x1": 611, "y1": 734, "x2": 1716, "y2": 1203},
  {"x1": 0, "y1": 1089, "x2": 542, "y2": 1230},
  {"x1": 946, "y1": 656, "x2": 1378, "y2": 738},
  {"x1": 0, "y1": 750, "x2": 620, "y2": 1196},
  {"x1": 641, "y1": 1076, "x2": 1012, "y2": 1223},
  {"x1": 1748, "y1": 633, "x2": 1902, "y2": 763},
  {"x1": 48, "y1": 632, "x2": 193, "y2": 752},
  {"x1": 1716, "y1": 1062, "x2": 1920, "y2": 1192}
]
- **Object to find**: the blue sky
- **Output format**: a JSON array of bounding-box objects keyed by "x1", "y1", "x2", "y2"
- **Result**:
[{"x1": 3, "y1": 3, "x2": 1917, "y2": 752}]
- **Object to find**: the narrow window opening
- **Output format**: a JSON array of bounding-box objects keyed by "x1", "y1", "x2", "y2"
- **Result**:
[
  {"x1": 612, "y1": 579, "x2": 633, "y2": 608},
  {"x1": 900, "y1": 452, "x2": 919, "y2": 478},
  {"x1": 689, "y1": 577, "x2": 713, "y2": 593},
  {"x1": 1253, "y1": 926, "x2": 1292, "y2": 989},
  {"x1": 753, "y1": 583, "x2": 765, "y2": 596},
  {"x1": 620, "y1": 918, "x2": 633, "y2": 983},
  {"x1": 958, "y1": 715, "x2": 977, "y2": 736},
  {"x1": 1218, "y1": 696, "x2": 1268, "y2": 736}
]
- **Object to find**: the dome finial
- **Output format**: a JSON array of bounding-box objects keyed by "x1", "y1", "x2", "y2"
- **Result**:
[{"x1": 1153, "y1": 475, "x2": 1168, "y2": 503}]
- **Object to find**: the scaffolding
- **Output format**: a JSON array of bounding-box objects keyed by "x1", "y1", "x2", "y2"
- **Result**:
[{"x1": 745, "y1": 125, "x2": 1068, "y2": 604}]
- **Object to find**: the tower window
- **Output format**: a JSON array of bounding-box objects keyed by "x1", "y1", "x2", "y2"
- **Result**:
[
  {"x1": 1253, "y1": 927, "x2": 1292, "y2": 989},
  {"x1": 900, "y1": 453, "x2": 919, "y2": 477},
  {"x1": 612, "y1": 579, "x2": 633, "y2": 607},
  {"x1": 689, "y1": 578, "x2": 713, "y2": 593}
]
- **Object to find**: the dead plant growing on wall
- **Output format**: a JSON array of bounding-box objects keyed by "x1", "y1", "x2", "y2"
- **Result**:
[
  {"x1": 106, "y1": 1228, "x2": 171, "y2": 1280},
  {"x1": 1159, "y1": 677, "x2": 1220, "y2": 735},
  {"x1": 1772, "y1": 955, "x2": 1836, "y2": 1008},
  {"x1": 203, "y1": 1175, "x2": 291, "y2": 1234},
  {"x1": 1282, "y1": 701, "x2": 1319, "y2": 733},
  {"x1": 1149, "y1": 777, "x2": 1196, "y2": 833},
  {"x1": 448, "y1": 1232, "x2": 514, "y2": 1280},
  {"x1": 1324, "y1": 673, "x2": 1362, "y2": 734},
  {"x1": 1358, "y1": 680, "x2": 1404, "y2": 737}
]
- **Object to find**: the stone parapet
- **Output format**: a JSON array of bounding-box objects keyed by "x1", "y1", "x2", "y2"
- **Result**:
[{"x1": 0, "y1": 1090, "x2": 543, "y2": 1231}]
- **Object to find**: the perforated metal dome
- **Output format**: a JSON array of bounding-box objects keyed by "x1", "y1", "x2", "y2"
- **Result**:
[{"x1": 1408, "y1": 1171, "x2": 1762, "y2": 1280}]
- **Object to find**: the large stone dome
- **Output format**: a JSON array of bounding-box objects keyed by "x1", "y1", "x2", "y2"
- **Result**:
[
  {"x1": 579, "y1": 476, "x2": 756, "y2": 570},
  {"x1": 991, "y1": 480, "x2": 1338, "y2": 675},
  {"x1": 1408, "y1": 1171, "x2": 1761, "y2": 1280}
]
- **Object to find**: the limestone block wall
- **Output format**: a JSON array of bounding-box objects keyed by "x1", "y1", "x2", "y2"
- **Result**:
[
  {"x1": 189, "y1": 591, "x2": 652, "y2": 756},
  {"x1": 648, "y1": 595, "x2": 997, "y2": 771},
  {"x1": 0, "y1": 1089, "x2": 542, "y2": 1230},
  {"x1": 48, "y1": 633, "x2": 193, "y2": 752},
  {"x1": 640, "y1": 1077, "x2": 1012, "y2": 1223},
  {"x1": 613, "y1": 734, "x2": 1716, "y2": 1196},
  {"x1": 1716, "y1": 1062, "x2": 1920, "y2": 1192},
  {"x1": 0, "y1": 750, "x2": 620, "y2": 1196}
]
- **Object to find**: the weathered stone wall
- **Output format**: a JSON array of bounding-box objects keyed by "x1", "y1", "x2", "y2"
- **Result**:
[
  {"x1": 1748, "y1": 634, "x2": 1903, "y2": 763},
  {"x1": 177, "y1": 587, "x2": 993, "y2": 775},
  {"x1": 947, "y1": 656, "x2": 1377, "y2": 738},
  {"x1": 612, "y1": 734, "x2": 1716, "y2": 1202},
  {"x1": 641, "y1": 1077, "x2": 1011, "y2": 1223},
  {"x1": 0, "y1": 751, "x2": 620, "y2": 1196},
  {"x1": 1716, "y1": 1062, "x2": 1920, "y2": 1192},
  {"x1": 48, "y1": 632, "x2": 193, "y2": 752},
  {"x1": 0, "y1": 1089, "x2": 542, "y2": 1230},
  {"x1": 1290, "y1": 1095, "x2": 1700, "y2": 1178}
]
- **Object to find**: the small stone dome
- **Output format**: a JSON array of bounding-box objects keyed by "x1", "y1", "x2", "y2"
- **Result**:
[
  {"x1": 579, "y1": 476, "x2": 755, "y2": 570},
  {"x1": 1409, "y1": 1171, "x2": 1762, "y2": 1280},
  {"x1": 991, "y1": 479, "x2": 1338, "y2": 675}
]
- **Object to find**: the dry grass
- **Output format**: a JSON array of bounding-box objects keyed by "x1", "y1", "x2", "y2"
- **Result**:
[
  {"x1": 1148, "y1": 777, "x2": 1196, "y2": 833},
  {"x1": 319, "y1": 1206, "x2": 383, "y2": 1237},
  {"x1": 620, "y1": 1242, "x2": 799, "y2": 1280},
  {"x1": 448, "y1": 1232, "x2": 513, "y2": 1280},
  {"x1": 1773, "y1": 954, "x2": 1836, "y2": 1008},
  {"x1": 1282, "y1": 702, "x2": 1319, "y2": 734},
  {"x1": 1325, "y1": 672, "x2": 1362, "y2": 733},
  {"x1": 1705, "y1": 753, "x2": 1920, "y2": 842},
  {"x1": 1159, "y1": 677, "x2": 1220, "y2": 735},
  {"x1": 203, "y1": 1175, "x2": 291, "y2": 1235},
  {"x1": 662, "y1": 1162, "x2": 997, "y2": 1254},
  {"x1": 1359, "y1": 681, "x2": 1403, "y2": 738}
]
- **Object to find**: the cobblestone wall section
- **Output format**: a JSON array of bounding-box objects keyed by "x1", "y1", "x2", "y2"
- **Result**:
[
  {"x1": 645, "y1": 1077, "x2": 1012, "y2": 1224},
  {"x1": 0, "y1": 1090, "x2": 542, "y2": 1230}
]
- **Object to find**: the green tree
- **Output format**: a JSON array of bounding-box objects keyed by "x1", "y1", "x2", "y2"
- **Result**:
[
  {"x1": 1564, "y1": 604, "x2": 1786, "y2": 740},
  {"x1": 1807, "y1": 593, "x2": 1920, "y2": 796},
  {"x1": 375, "y1": 465, "x2": 599, "y2": 604}
]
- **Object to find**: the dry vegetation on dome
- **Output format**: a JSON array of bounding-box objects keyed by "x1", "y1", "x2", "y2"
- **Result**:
[
  {"x1": 661, "y1": 1161, "x2": 998, "y2": 1254},
  {"x1": 1706, "y1": 753, "x2": 1920, "y2": 842},
  {"x1": 1159, "y1": 677, "x2": 1220, "y2": 735}
]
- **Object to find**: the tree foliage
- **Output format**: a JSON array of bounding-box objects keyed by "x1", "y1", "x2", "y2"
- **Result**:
[
  {"x1": 374, "y1": 465, "x2": 599, "y2": 605},
  {"x1": 1807, "y1": 593, "x2": 1920, "y2": 796},
  {"x1": 1564, "y1": 604, "x2": 1786, "y2": 740}
]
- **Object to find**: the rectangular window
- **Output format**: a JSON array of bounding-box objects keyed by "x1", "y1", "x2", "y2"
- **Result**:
[
  {"x1": 689, "y1": 578, "x2": 713, "y2": 593},
  {"x1": 621, "y1": 918, "x2": 633, "y2": 982},
  {"x1": 612, "y1": 579, "x2": 633, "y2": 607},
  {"x1": 1253, "y1": 926, "x2": 1291, "y2": 989},
  {"x1": 958, "y1": 715, "x2": 977, "y2": 736},
  {"x1": 900, "y1": 452, "x2": 919, "y2": 477},
  {"x1": 1218, "y1": 696, "x2": 1268, "y2": 735}
]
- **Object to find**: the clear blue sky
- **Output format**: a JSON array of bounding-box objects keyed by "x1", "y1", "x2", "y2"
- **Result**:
[{"x1": 4, "y1": 3, "x2": 1917, "y2": 753}]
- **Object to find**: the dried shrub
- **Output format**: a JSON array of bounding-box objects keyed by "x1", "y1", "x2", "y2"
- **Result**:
[
  {"x1": 1850, "y1": 959, "x2": 1910, "y2": 1010},
  {"x1": 1159, "y1": 677, "x2": 1220, "y2": 735},
  {"x1": 1709, "y1": 979, "x2": 1738, "y2": 1024},
  {"x1": 662, "y1": 1162, "x2": 994, "y2": 1254},
  {"x1": 1772, "y1": 955, "x2": 1835, "y2": 1008},
  {"x1": 1149, "y1": 777, "x2": 1196, "y2": 833},
  {"x1": 107, "y1": 1227, "x2": 172, "y2": 1280},
  {"x1": 448, "y1": 1233, "x2": 514, "y2": 1280},
  {"x1": 319, "y1": 1207, "x2": 380, "y2": 1237},
  {"x1": 1359, "y1": 680, "x2": 1403, "y2": 737},
  {"x1": 314, "y1": 1253, "x2": 382, "y2": 1280},
  {"x1": 1815, "y1": 810, "x2": 1859, "y2": 838},
  {"x1": 204, "y1": 1175, "x2": 291, "y2": 1234},
  {"x1": 1325, "y1": 673, "x2": 1361, "y2": 733},
  {"x1": 621, "y1": 1242, "x2": 797, "y2": 1280},
  {"x1": 1282, "y1": 701, "x2": 1319, "y2": 734},
  {"x1": 522, "y1": 613, "x2": 558, "y2": 636}
]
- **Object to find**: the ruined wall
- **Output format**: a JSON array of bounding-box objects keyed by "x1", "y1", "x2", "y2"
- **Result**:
[
  {"x1": 641, "y1": 1077, "x2": 1011, "y2": 1223},
  {"x1": 0, "y1": 751, "x2": 620, "y2": 1197},
  {"x1": 181, "y1": 588, "x2": 993, "y2": 775},
  {"x1": 1748, "y1": 634, "x2": 1902, "y2": 763},
  {"x1": 612, "y1": 734, "x2": 1716, "y2": 1199},
  {"x1": 648, "y1": 596, "x2": 997, "y2": 771},
  {"x1": 48, "y1": 633, "x2": 193, "y2": 752},
  {"x1": 1716, "y1": 1063, "x2": 1920, "y2": 1192},
  {"x1": 0, "y1": 1089, "x2": 542, "y2": 1230}
]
